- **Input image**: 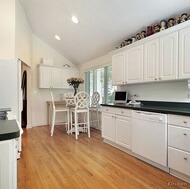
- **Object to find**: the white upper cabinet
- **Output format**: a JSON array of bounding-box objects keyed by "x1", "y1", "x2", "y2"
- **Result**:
[
  {"x1": 179, "y1": 26, "x2": 190, "y2": 79},
  {"x1": 51, "y1": 67, "x2": 62, "y2": 88},
  {"x1": 144, "y1": 39, "x2": 159, "y2": 82},
  {"x1": 39, "y1": 65, "x2": 79, "y2": 89},
  {"x1": 112, "y1": 52, "x2": 125, "y2": 85},
  {"x1": 39, "y1": 65, "x2": 52, "y2": 88},
  {"x1": 125, "y1": 44, "x2": 143, "y2": 83},
  {"x1": 159, "y1": 32, "x2": 178, "y2": 81}
]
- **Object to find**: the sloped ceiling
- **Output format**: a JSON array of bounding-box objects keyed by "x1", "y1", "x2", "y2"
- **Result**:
[{"x1": 20, "y1": 0, "x2": 190, "y2": 65}]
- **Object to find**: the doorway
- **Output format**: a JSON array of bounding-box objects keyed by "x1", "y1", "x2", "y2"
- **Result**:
[{"x1": 21, "y1": 70, "x2": 27, "y2": 128}]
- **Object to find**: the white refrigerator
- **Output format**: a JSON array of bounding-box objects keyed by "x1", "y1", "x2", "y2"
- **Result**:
[{"x1": 0, "y1": 59, "x2": 23, "y2": 158}]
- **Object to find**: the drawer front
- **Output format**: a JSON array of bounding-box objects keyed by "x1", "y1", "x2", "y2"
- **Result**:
[
  {"x1": 168, "y1": 114, "x2": 190, "y2": 128},
  {"x1": 168, "y1": 125, "x2": 190, "y2": 152},
  {"x1": 102, "y1": 106, "x2": 115, "y2": 114},
  {"x1": 115, "y1": 108, "x2": 132, "y2": 117},
  {"x1": 168, "y1": 147, "x2": 190, "y2": 176}
]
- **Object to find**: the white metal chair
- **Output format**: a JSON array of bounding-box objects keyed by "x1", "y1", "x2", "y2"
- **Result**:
[
  {"x1": 89, "y1": 92, "x2": 100, "y2": 128},
  {"x1": 50, "y1": 92, "x2": 70, "y2": 136},
  {"x1": 70, "y1": 91, "x2": 90, "y2": 139}
]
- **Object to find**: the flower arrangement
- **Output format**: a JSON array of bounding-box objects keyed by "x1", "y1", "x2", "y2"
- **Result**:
[{"x1": 67, "y1": 77, "x2": 84, "y2": 95}]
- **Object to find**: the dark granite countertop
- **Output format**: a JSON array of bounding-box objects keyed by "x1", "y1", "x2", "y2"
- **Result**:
[
  {"x1": 0, "y1": 120, "x2": 20, "y2": 141},
  {"x1": 101, "y1": 101, "x2": 190, "y2": 116}
]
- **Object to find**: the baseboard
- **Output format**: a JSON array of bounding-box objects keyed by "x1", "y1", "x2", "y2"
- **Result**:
[{"x1": 170, "y1": 169, "x2": 190, "y2": 184}]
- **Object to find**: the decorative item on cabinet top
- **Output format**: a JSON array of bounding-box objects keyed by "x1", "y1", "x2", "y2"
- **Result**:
[{"x1": 115, "y1": 11, "x2": 190, "y2": 49}]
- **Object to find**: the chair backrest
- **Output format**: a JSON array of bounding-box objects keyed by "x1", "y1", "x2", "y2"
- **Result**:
[
  {"x1": 64, "y1": 92, "x2": 75, "y2": 107},
  {"x1": 91, "y1": 92, "x2": 100, "y2": 108},
  {"x1": 50, "y1": 92, "x2": 55, "y2": 110},
  {"x1": 74, "y1": 91, "x2": 90, "y2": 110}
]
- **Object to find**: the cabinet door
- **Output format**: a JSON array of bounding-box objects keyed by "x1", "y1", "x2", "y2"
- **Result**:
[
  {"x1": 125, "y1": 44, "x2": 143, "y2": 83},
  {"x1": 112, "y1": 52, "x2": 125, "y2": 85},
  {"x1": 115, "y1": 115, "x2": 132, "y2": 149},
  {"x1": 51, "y1": 67, "x2": 62, "y2": 88},
  {"x1": 62, "y1": 69, "x2": 71, "y2": 88},
  {"x1": 39, "y1": 66, "x2": 51, "y2": 88},
  {"x1": 102, "y1": 112, "x2": 115, "y2": 142},
  {"x1": 179, "y1": 26, "x2": 190, "y2": 79},
  {"x1": 144, "y1": 39, "x2": 159, "y2": 82},
  {"x1": 0, "y1": 140, "x2": 17, "y2": 189},
  {"x1": 159, "y1": 32, "x2": 178, "y2": 81}
]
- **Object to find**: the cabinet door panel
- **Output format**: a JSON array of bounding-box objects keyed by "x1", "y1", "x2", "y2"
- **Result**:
[
  {"x1": 168, "y1": 125, "x2": 190, "y2": 152},
  {"x1": 62, "y1": 69, "x2": 71, "y2": 88},
  {"x1": 112, "y1": 52, "x2": 125, "y2": 85},
  {"x1": 125, "y1": 45, "x2": 143, "y2": 83},
  {"x1": 115, "y1": 116, "x2": 132, "y2": 149},
  {"x1": 102, "y1": 113, "x2": 115, "y2": 142},
  {"x1": 39, "y1": 66, "x2": 51, "y2": 88},
  {"x1": 144, "y1": 39, "x2": 159, "y2": 82},
  {"x1": 179, "y1": 26, "x2": 190, "y2": 79},
  {"x1": 159, "y1": 32, "x2": 178, "y2": 80},
  {"x1": 168, "y1": 147, "x2": 190, "y2": 176},
  {"x1": 51, "y1": 68, "x2": 62, "y2": 88}
]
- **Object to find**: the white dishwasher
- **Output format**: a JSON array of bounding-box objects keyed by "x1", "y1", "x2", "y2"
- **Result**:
[{"x1": 132, "y1": 110, "x2": 167, "y2": 166}]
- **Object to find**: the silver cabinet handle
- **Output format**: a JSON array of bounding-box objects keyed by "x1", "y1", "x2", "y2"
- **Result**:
[
  {"x1": 121, "y1": 111, "x2": 124, "y2": 113},
  {"x1": 155, "y1": 78, "x2": 157, "y2": 80},
  {"x1": 183, "y1": 121, "x2": 187, "y2": 124},
  {"x1": 183, "y1": 133, "x2": 187, "y2": 136},
  {"x1": 184, "y1": 157, "x2": 187, "y2": 160}
]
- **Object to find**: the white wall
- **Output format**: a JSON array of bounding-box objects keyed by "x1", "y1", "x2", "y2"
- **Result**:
[
  {"x1": 120, "y1": 80, "x2": 190, "y2": 102},
  {"x1": 0, "y1": 0, "x2": 16, "y2": 59},
  {"x1": 15, "y1": 0, "x2": 32, "y2": 67},
  {"x1": 31, "y1": 34, "x2": 76, "y2": 126}
]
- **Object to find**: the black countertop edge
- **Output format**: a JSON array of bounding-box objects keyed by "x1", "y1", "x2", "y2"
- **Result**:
[
  {"x1": 101, "y1": 101, "x2": 190, "y2": 116},
  {"x1": 0, "y1": 120, "x2": 20, "y2": 141}
]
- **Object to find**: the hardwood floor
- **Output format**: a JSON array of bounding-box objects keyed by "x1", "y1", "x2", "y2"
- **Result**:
[{"x1": 18, "y1": 126, "x2": 189, "y2": 189}]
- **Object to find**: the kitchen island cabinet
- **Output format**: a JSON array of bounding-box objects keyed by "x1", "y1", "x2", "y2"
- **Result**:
[{"x1": 0, "y1": 120, "x2": 20, "y2": 189}]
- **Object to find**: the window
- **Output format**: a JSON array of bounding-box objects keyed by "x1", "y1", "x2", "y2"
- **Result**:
[{"x1": 85, "y1": 65, "x2": 116, "y2": 104}]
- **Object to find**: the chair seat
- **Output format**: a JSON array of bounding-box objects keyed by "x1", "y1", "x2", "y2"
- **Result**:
[
  {"x1": 70, "y1": 108, "x2": 89, "y2": 113},
  {"x1": 50, "y1": 92, "x2": 70, "y2": 136},
  {"x1": 55, "y1": 107, "x2": 69, "y2": 112}
]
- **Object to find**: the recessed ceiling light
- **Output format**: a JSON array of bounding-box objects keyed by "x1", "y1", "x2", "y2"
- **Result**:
[
  {"x1": 71, "y1": 16, "x2": 79, "y2": 24},
  {"x1": 55, "y1": 35, "x2": 61, "y2": 40}
]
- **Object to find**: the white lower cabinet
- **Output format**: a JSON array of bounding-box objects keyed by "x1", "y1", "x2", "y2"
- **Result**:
[
  {"x1": 102, "y1": 112, "x2": 115, "y2": 142},
  {"x1": 0, "y1": 139, "x2": 17, "y2": 189},
  {"x1": 168, "y1": 147, "x2": 190, "y2": 177},
  {"x1": 115, "y1": 115, "x2": 132, "y2": 149},
  {"x1": 102, "y1": 107, "x2": 132, "y2": 149},
  {"x1": 168, "y1": 114, "x2": 190, "y2": 180}
]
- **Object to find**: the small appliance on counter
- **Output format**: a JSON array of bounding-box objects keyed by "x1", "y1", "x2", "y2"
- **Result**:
[
  {"x1": 114, "y1": 91, "x2": 128, "y2": 104},
  {"x1": 127, "y1": 100, "x2": 141, "y2": 106}
]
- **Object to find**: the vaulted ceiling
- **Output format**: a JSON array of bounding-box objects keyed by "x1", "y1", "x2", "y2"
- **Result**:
[{"x1": 20, "y1": 0, "x2": 190, "y2": 65}]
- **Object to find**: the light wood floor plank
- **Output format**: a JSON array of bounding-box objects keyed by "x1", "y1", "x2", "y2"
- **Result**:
[{"x1": 18, "y1": 125, "x2": 190, "y2": 189}]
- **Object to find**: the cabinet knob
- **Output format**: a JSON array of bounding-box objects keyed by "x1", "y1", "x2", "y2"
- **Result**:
[
  {"x1": 183, "y1": 133, "x2": 187, "y2": 136},
  {"x1": 184, "y1": 157, "x2": 188, "y2": 160},
  {"x1": 159, "y1": 78, "x2": 161, "y2": 80},
  {"x1": 106, "y1": 109, "x2": 108, "y2": 111},
  {"x1": 121, "y1": 111, "x2": 124, "y2": 113},
  {"x1": 155, "y1": 78, "x2": 157, "y2": 81},
  {"x1": 125, "y1": 82, "x2": 127, "y2": 84},
  {"x1": 183, "y1": 121, "x2": 187, "y2": 124}
]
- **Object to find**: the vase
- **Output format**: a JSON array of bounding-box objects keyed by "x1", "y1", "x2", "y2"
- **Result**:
[{"x1": 73, "y1": 87, "x2": 78, "y2": 96}]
